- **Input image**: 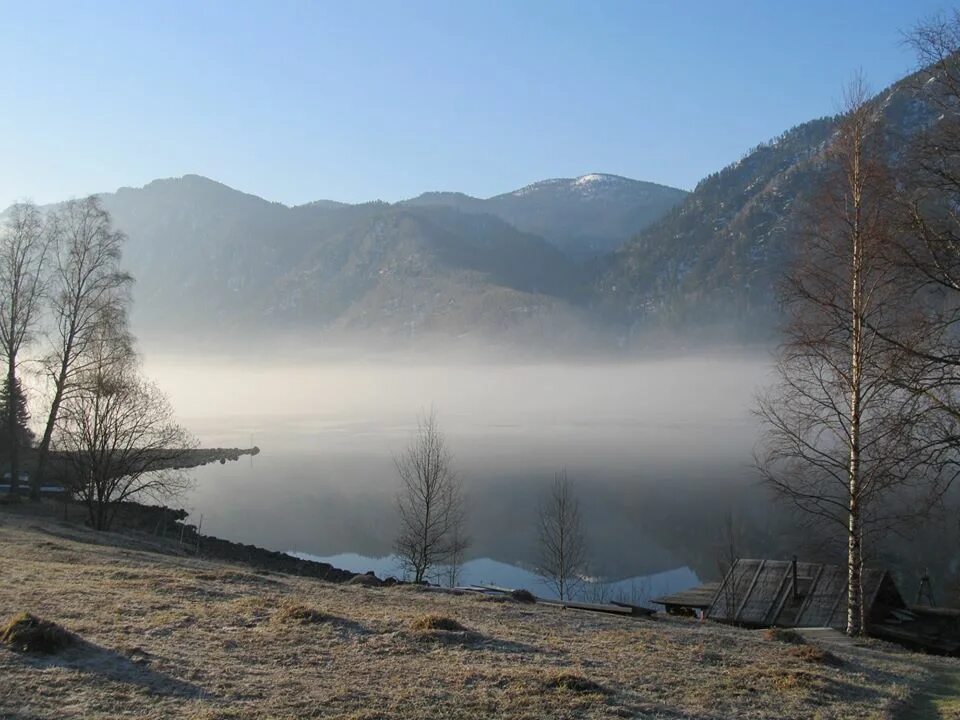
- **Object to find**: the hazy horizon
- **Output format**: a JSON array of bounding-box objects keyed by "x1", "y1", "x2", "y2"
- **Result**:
[{"x1": 139, "y1": 350, "x2": 774, "y2": 579}]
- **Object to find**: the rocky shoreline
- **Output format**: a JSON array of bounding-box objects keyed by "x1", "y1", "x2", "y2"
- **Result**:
[{"x1": 111, "y1": 501, "x2": 385, "y2": 585}]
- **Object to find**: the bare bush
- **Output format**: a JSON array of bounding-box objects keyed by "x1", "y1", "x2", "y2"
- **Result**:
[{"x1": 54, "y1": 332, "x2": 196, "y2": 531}]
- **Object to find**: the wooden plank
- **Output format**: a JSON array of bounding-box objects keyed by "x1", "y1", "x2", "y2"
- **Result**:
[
  {"x1": 610, "y1": 601, "x2": 656, "y2": 617},
  {"x1": 707, "y1": 564, "x2": 738, "y2": 619},
  {"x1": 793, "y1": 565, "x2": 825, "y2": 626},
  {"x1": 765, "y1": 563, "x2": 795, "y2": 626},
  {"x1": 652, "y1": 582, "x2": 721, "y2": 609},
  {"x1": 473, "y1": 584, "x2": 515, "y2": 594},
  {"x1": 734, "y1": 559, "x2": 766, "y2": 622},
  {"x1": 537, "y1": 600, "x2": 635, "y2": 616},
  {"x1": 824, "y1": 569, "x2": 848, "y2": 630},
  {"x1": 794, "y1": 627, "x2": 858, "y2": 647}
]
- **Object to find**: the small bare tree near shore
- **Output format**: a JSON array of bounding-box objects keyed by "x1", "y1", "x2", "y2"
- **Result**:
[
  {"x1": 394, "y1": 410, "x2": 468, "y2": 584},
  {"x1": 536, "y1": 469, "x2": 586, "y2": 601},
  {"x1": 55, "y1": 331, "x2": 195, "y2": 531}
]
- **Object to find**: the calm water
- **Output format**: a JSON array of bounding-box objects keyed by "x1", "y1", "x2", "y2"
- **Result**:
[{"x1": 145, "y1": 352, "x2": 770, "y2": 580}]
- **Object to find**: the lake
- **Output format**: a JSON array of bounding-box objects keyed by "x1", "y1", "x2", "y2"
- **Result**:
[{"x1": 144, "y1": 350, "x2": 771, "y2": 584}]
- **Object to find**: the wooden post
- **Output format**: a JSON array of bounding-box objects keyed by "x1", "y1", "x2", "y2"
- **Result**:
[{"x1": 792, "y1": 556, "x2": 799, "y2": 603}]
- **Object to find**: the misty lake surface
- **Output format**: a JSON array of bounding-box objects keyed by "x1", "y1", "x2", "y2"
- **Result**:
[{"x1": 145, "y1": 351, "x2": 771, "y2": 583}]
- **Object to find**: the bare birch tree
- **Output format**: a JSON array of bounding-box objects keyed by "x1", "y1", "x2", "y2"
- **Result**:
[
  {"x1": 32, "y1": 197, "x2": 133, "y2": 501},
  {"x1": 756, "y1": 77, "x2": 942, "y2": 636},
  {"x1": 54, "y1": 331, "x2": 195, "y2": 531},
  {"x1": 0, "y1": 203, "x2": 48, "y2": 498},
  {"x1": 394, "y1": 410, "x2": 468, "y2": 584},
  {"x1": 536, "y1": 469, "x2": 586, "y2": 601}
]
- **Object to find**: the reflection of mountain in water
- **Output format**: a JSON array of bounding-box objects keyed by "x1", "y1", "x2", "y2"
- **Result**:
[{"x1": 292, "y1": 551, "x2": 699, "y2": 605}]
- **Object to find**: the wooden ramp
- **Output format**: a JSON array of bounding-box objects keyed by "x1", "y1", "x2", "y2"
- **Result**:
[{"x1": 794, "y1": 627, "x2": 858, "y2": 647}]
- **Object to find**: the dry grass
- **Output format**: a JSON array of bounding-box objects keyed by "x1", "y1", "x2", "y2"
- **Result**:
[
  {"x1": 272, "y1": 601, "x2": 333, "y2": 626},
  {"x1": 1, "y1": 612, "x2": 74, "y2": 654},
  {"x1": 764, "y1": 627, "x2": 806, "y2": 645},
  {"x1": 0, "y1": 511, "x2": 955, "y2": 719},
  {"x1": 409, "y1": 614, "x2": 468, "y2": 632},
  {"x1": 541, "y1": 671, "x2": 608, "y2": 695},
  {"x1": 787, "y1": 643, "x2": 845, "y2": 667}
]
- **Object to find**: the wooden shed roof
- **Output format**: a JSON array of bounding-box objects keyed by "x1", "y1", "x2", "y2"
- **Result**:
[{"x1": 706, "y1": 559, "x2": 904, "y2": 631}]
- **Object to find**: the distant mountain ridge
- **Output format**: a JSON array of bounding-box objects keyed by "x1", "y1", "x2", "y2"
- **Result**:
[
  {"x1": 595, "y1": 67, "x2": 940, "y2": 340},
  {"x1": 24, "y1": 62, "x2": 949, "y2": 351},
  {"x1": 81, "y1": 171, "x2": 684, "y2": 347},
  {"x1": 403, "y1": 173, "x2": 688, "y2": 259},
  {"x1": 96, "y1": 175, "x2": 601, "y2": 347}
]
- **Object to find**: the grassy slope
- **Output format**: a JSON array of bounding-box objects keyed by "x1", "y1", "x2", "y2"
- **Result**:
[{"x1": 0, "y1": 512, "x2": 954, "y2": 720}]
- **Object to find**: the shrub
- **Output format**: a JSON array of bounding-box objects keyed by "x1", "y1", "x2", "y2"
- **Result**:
[{"x1": 0, "y1": 613, "x2": 74, "y2": 654}]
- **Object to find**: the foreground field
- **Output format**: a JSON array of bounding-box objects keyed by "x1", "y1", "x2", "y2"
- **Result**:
[{"x1": 0, "y1": 513, "x2": 953, "y2": 719}]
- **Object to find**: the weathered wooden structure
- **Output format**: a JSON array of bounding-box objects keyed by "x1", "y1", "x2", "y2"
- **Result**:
[
  {"x1": 657, "y1": 557, "x2": 960, "y2": 655},
  {"x1": 706, "y1": 558, "x2": 905, "y2": 631},
  {"x1": 652, "y1": 581, "x2": 721, "y2": 616}
]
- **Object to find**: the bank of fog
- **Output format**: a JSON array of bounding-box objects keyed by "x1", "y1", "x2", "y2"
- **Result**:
[{"x1": 145, "y1": 353, "x2": 785, "y2": 579}]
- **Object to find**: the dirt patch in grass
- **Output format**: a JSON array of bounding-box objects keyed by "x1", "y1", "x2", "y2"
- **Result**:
[
  {"x1": 764, "y1": 627, "x2": 806, "y2": 645},
  {"x1": 542, "y1": 671, "x2": 609, "y2": 695},
  {"x1": 409, "y1": 614, "x2": 468, "y2": 632},
  {"x1": 1, "y1": 612, "x2": 74, "y2": 653},
  {"x1": 787, "y1": 644, "x2": 844, "y2": 667}
]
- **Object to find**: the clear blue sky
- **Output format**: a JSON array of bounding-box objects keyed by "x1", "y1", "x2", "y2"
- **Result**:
[{"x1": 1, "y1": 0, "x2": 951, "y2": 207}]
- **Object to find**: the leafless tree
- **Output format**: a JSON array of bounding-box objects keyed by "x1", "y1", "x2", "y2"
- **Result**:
[
  {"x1": 0, "y1": 203, "x2": 49, "y2": 498},
  {"x1": 875, "y1": 15, "x2": 960, "y2": 464},
  {"x1": 394, "y1": 410, "x2": 468, "y2": 584},
  {"x1": 756, "y1": 76, "x2": 947, "y2": 636},
  {"x1": 536, "y1": 469, "x2": 586, "y2": 601},
  {"x1": 54, "y1": 331, "x2": 195, "y2": 531},
  {"x1": 32, "y1": 197, "x2": 133, "y2": 501}
]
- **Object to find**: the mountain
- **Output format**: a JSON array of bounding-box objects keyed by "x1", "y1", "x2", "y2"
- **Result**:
[
  {"x1": 403, "y1": 174, "x2": 688, "y2": 260},
  {"x1": 98, "y1": 176, "x2": 596, "y2": 347},
  {"x1": 596, "y1": 71, "x2": 938, "y2": 340},
  {"x1": 38, "y1": 66, "x2": 945, "y2": 351}
]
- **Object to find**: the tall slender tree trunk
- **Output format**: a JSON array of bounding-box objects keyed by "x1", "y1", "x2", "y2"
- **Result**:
[
  {"x1": 31, "y1": 370, "x2": 68, "y2": 501},
  {"x1": 846, "y1": 489, "x2": 863, "y2": 635},
  {"x1": 846, "y1": 140, "x2": 865, "y2": 638}
]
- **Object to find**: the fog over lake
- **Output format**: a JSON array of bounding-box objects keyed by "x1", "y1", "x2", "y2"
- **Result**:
[{"x1": 144, "y1": 350, "x2": 774, "y2": 580}]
